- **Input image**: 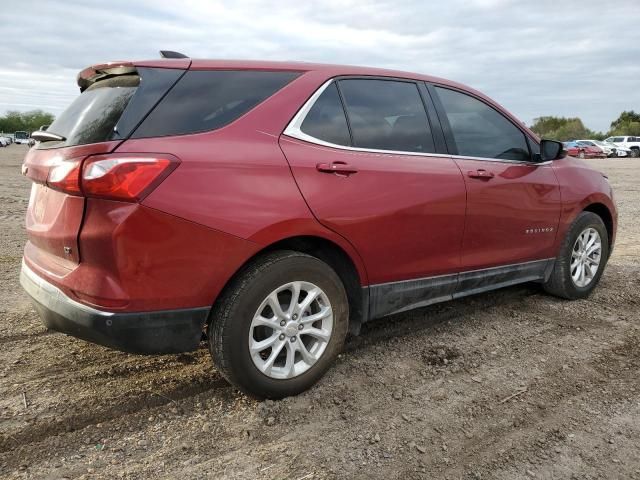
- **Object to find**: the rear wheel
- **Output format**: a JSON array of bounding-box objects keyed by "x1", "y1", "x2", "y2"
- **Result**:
[
  {"x1": 631, "y1": 148, "x2": 640, "y2": 158},
  {"x1": 543, "y1": 212, "x2": 609, "y2": 299},
  {"x1": 578, "y1": 150, "x2": 586, "y2": 159},
  {"x1": 208, "y1": 250, "x2": 349, "y2": 399}
]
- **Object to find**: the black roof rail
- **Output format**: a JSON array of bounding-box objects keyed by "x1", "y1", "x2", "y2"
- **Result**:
[{"x1": 159, "y1": 50, "x2": 189, "y2": 59}]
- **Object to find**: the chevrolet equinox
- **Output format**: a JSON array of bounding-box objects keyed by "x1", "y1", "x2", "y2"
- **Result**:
[{"x1": 20, "y1": 54, "x2": 617, "y2": 398}]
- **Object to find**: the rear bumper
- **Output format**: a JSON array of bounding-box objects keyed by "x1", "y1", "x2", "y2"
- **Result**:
[{"x1": 20, "y1": 261, "x2": 210, "y2": 354}]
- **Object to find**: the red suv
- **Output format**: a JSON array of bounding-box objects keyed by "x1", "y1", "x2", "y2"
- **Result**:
[{"x1": 21, "y1": 55, "x2": 617, "y2": 398}]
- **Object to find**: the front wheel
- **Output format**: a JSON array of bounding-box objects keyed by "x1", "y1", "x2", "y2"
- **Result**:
[
  {"x1": 543, "y1": 212, "x2": 609, "y2": 299},
  {"x1": 578, "y1": 150, "x2": 586, "y2": 159},
  {"x1": 208, "y1": 250, "x2": 349, "y2": 399}
]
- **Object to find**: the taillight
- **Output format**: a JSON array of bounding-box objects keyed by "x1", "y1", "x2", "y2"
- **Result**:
[
  {"x1": 81, "y1": 154, "x2": 179, "y2": 202},
  {"x1": 47, "y1": 157, "x2": 82, "y2": 195},
  {"x1": 41, "y1": 153, "x2": 178, "y2": 201}
]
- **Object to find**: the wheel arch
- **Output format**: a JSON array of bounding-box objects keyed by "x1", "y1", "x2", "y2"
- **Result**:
[
  {"x1": 583, "y1": 202, "x2": 614, "y2": 248},
  {"x1": 212, "y1": 235, "x2": 368, "y2": 336}
]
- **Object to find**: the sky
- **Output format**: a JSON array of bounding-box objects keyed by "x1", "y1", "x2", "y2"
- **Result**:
[{"x1": 1, "y1": 0, "x2": 638, "y2": 133}]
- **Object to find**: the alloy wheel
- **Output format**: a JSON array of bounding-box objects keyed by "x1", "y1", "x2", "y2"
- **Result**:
[
  {"x1": 248, "y1": 281, "x2": 333, "y2": 379},
  {"x1": 570, "y1": 227, "x2": 602, "y2": 288}
]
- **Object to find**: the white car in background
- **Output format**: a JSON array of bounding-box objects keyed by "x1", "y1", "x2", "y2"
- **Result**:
[
  {"x1": 611, "y1": 144, "x2": 632, "y2": 157},
  {"x1": 0, "y1": 137, "x2": 8, "y2": 147},
  {"x1": 604, "y1": 136, "x2": 640, "y2": 157}
]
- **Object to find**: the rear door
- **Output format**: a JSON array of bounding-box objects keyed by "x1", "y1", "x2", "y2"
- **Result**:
[
  {"x1": 280, "y1": 77, "x2": 467, "y2": 317},
  {"x1": 429, "y1": 84, "x2": 561, "y2": 271}
]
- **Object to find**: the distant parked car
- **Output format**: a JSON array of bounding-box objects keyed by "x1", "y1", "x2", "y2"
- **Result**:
[
  {"x1": 604, "y1": 136, "x2": 640, "y2": 157},
  {"x1": 608, "y1": 143, "x2": 631, "y2": 157},
  {"x1": 14, "y1": 131, "x2": 30, "y2": 145},
  {"x1": 563, "y1": 141, "x2": 601, "y2": 159},
  {"x1": 0, "y1": 137, "x2": 8, "y2": 147},
  {"x1": 576, "y1": 140, "x2": 615, "y2": 157}
]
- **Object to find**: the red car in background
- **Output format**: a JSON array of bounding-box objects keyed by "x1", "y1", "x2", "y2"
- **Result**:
[
  {"x1": 20, "y1": 54, "x2": 617, "y2": 398},
  {"x1": 563, "y1": 141, "x2": 605, "y2": 158}
]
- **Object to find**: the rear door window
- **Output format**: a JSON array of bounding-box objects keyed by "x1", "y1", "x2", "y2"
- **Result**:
[
  {"x1": 435, "y1": 86, "x2": 531, "y2": 162},
  {"x1": 337, "y1": 79, "x2": 435, "y2": 153},
  {"x1": 300, "y1": 82, "x2": 350, "y2": 146},
  {"x1": 133, "y1": 70, "x2": 300, "y2": 138}
]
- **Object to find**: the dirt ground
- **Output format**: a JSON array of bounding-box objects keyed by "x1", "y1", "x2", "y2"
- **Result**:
[{"x1": 0, "y1": 145, "x2": 638, "y2": 480}]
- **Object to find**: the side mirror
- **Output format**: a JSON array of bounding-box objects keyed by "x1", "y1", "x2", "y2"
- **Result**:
[{"x1": 540, "y1": 139, "x2": 566, "y2": 161}]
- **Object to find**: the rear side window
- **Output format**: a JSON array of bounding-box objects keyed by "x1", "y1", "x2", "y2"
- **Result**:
[
  {"x1": 133, "y1": 70, "x2": 299, "y2": 138},
  {"x1": 300, "y1": 82, "x2": 350, "y2": 146},
  {"x1": 435, "y1": 87, "x2": 530, "y2": 162},
  {"x1": 338, "y1": 79, "x2": 435, "y2": 153}
]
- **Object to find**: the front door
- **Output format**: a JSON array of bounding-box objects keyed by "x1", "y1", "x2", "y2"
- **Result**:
[{"x1": 431, "y1": 85, "x2": 562, "y2": 272}]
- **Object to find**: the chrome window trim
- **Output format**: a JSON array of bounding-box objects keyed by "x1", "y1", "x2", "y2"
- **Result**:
[
  {"x1": 284, "y1": 79, "x2": 550, "y2": 167},
  {"x1": 284, "y1": 78, "x2": 336, "y2": 144}
]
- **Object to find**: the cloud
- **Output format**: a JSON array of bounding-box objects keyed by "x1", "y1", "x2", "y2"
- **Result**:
[{"x1": 1, "y1": 0, "x2": 638, "y2": 132}]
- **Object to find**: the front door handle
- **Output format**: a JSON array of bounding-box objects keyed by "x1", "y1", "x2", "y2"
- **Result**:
[
  {"x1": 467, "y1": 169, "x2": 494, "y2": 179},
  {"x1": 316, "y1": 162, "x2": 359, "y2": 175}
]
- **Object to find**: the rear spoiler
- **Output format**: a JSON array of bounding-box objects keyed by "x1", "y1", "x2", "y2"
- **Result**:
[
  {"x1": 77, "y1": 63, "x2": 137, "y2": 92},
  {"x1": 77, "y1": 53, "x2": 191, "y2": 92}
]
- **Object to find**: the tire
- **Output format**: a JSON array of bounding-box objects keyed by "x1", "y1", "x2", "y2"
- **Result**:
[
  {"x1": 208, "y1": 250, "x2": 349, "y2": 399},
  {"x1": 543, "y1": 212, "x2": 609, "y2": 300},
  {"x1": 631, "y1": 148, "x2": 640, "y2": 158},
  {"x1": 578, "y1": 150, "x2": 585, "y2": 159}
]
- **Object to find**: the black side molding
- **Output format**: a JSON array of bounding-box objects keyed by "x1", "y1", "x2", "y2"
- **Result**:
[{"x1": 366, "y1": 258, "x2": 554, "y2": 320}]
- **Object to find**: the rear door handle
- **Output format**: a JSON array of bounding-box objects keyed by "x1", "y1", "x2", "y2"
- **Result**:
[
  {"x1": 316, "y1": 162, "x2": 358, "y2": 175},
  {"x1": 467, "y1": 169, "x2": 494, "y2": 179}
]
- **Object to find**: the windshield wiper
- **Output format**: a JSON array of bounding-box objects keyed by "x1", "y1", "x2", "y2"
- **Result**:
[{"x1": 30, "y1": 130, "x2": 66, "y2": 142}]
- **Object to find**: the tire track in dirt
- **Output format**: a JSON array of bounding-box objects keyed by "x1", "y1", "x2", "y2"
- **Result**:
[
  {"x1": 0, "y1": 374, "x2": 230, "y2": 455},
  {"x1": 0, "y1": 330, "x2": 53, "y2": 346},
  {"x1": 432, "y1": 331, "x2": 640, "y2": 478}
]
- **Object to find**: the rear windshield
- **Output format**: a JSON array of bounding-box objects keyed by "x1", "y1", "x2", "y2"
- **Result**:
[
  {"x1": 43, "y1": 75, "x2": 140, "y2": 148},
  {"x1": 37, "y1": 68, "x2": 184, "y2": 150},
  {"x1": 131, "y1": 70, "x2": 300, "y2": 138}
]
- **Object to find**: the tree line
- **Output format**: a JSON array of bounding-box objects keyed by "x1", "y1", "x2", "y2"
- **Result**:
[
  {"x1": 1, "y1": 109, "x2": 639, "y2": 142},
  {"x1": 530, "y1": 111, "x2": 640, "y2": 141},
  {"x1": 0, "y1": 110, "x2": 55, "y2": 134}
]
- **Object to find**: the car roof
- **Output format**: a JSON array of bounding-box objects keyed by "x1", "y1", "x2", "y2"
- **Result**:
[
  {"x1": 188, "y1": 59, "x2": 450, "y2": 82},
  {"x1": 79, "y1": 58, "x2": 539, "y2": 141},
  {"x1": 88, "y1": 58, "x2": 478, "y2": 94}
]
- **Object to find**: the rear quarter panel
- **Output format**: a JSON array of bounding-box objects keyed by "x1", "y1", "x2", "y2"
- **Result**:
[{"x1": 119, "y1": 135, "x2": 368, "y2": 287}]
